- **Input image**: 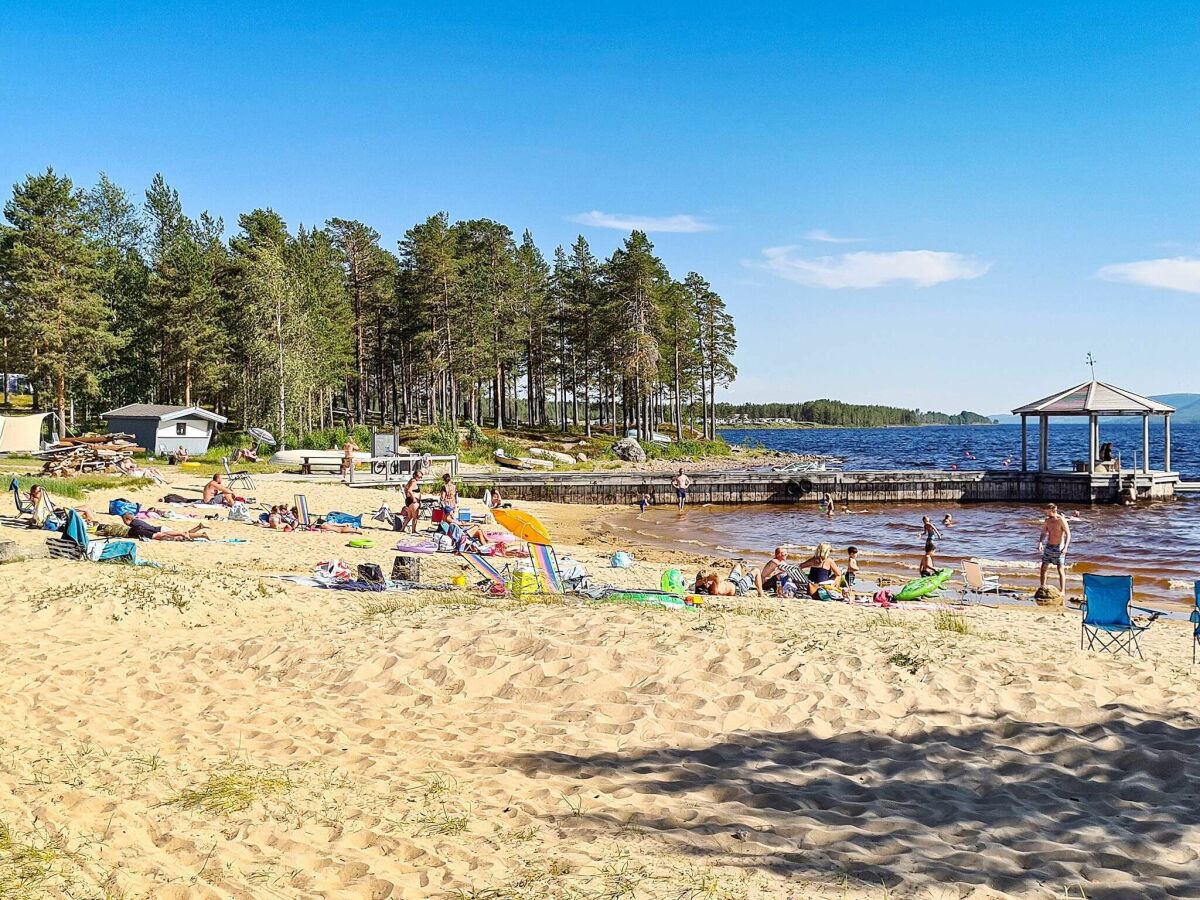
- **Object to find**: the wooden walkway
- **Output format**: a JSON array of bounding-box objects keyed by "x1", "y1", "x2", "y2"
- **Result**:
[{"x1": 458, "y1": 468, "x2": 1180, "y2": 505}]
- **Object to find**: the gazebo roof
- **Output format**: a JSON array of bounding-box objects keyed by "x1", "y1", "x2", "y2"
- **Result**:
[{"x1": 1012, "y1": 381, "x2": 1174, "y2": 416}]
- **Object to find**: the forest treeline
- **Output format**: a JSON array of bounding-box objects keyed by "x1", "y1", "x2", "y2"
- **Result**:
[
  {"x1": 715, "y1": 400, "x2": 994, "y2": 427},
  {"x1": 0, "y1": 168, "x2": 737, "y2": 445}
]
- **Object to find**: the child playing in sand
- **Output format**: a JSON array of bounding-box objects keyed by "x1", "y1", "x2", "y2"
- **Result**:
[
  {"x1": 919, "y1": 541, "x2": 938, "y2": 577},
  {"x1": 845, "y1": 546, "x2": 859, "y2": 589}
]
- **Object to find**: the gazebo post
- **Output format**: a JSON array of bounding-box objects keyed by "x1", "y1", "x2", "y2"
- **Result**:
[
  {"x1": 1087, "y1": 414, "x2": 1096, "y2": 474},
  {"x1": 1038, "y1": 414, "x2": 1049, "y2": 472},
  {"x1": 1165, "y1": 413, "x2": 1173, "y2": 472},
  {"x1": 1142, "y1": 414, "x2": 1150, "y2": 474},
  {"x1": 1020, "y1": 415, "x2": 1028, "y2": 472}
]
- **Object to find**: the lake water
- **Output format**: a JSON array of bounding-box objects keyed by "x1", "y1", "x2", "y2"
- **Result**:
[{"x1": 602, "y1": 423, "x2": 1200, "y2": 607}]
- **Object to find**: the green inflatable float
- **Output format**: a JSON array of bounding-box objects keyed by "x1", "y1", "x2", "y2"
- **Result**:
[{"x1": 894, "y1": 567, "x2": 953, "y2": 601}]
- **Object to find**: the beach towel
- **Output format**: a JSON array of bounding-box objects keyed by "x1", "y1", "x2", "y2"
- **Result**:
[
  {"x1": 324, "y1": 511, "x2": 362, "y2": 528},
  {"x1": 108, "y1": 498, "x2": 139, "y2": 517}
]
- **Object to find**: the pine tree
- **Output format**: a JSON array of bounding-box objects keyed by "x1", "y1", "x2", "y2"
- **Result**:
[
  {"x1": 514, "y1": 230, "x2": 550, "y2": 426},
  {"x1": 688, "y1": 273, "x2": 737, "y2": 439},
  {"x1": 604, "y1": 231, "x2": 667, "y2": 440},
  {"x1": 0, "y1": 168, "x2": 119, "y2": 433}
]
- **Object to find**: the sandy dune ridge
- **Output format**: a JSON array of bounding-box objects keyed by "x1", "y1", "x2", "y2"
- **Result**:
[{"x1": 0, "y1": 473, "x2": 1199, "y2": 898}]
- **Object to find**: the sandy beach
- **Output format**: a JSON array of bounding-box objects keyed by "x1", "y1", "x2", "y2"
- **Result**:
[{"x1": 2, "y1": 471, "x2": 1200, "y2": 899}]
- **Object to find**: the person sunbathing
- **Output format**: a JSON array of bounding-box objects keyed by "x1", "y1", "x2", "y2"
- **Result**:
[
  {"x1": 28, "y1": 484, "x2": 97, "y2": 529},
  {"x1": 233, "y1": 447, "x2": 259, "y2": 463},
  {"x1": 694, "y1": 563, "x2": 764, "y2": 597},
  {"x1": 794, "y1": 542, "x2": 842, "y2": 598},
  {"x1": 313, "y1": 517, "x2": 361, "y2": 534},
  {"x1": 121, "y1": 512, "x2": 209, "y2": 542},
  {"x1": 265, "y1": 505, "x2": 295, "y2": 531},
  {"x1": 202, "y1": 473, "x2": 236, "y2": 506}
]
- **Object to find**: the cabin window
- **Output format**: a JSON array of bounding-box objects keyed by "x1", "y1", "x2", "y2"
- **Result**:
[{"x1": 175, "y1": 422, "x2": 187, "y2": 436}]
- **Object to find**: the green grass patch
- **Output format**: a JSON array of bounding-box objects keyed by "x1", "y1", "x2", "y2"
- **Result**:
[
  {"x1": 4, "y1": 473, "x2": 152, "y2": 500},
  {"x1": 887, "y1": 650, "x2": 927, "y2": 674},
  {"x1": 932, "y1": 611, "x2": 972, "y2": 635},
  {"x1": 165, "y1": 760, "x2": 292, "y2": 815},
  {"x1": 0, "y1": 818, "x2": 76, "y2": 899}
]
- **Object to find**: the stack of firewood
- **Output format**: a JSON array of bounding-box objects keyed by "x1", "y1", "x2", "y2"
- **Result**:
[{"x1": 34, "y1": 434, "x2": 144, "y2": 477}]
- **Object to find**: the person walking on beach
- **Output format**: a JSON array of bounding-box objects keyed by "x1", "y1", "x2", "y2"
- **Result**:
[
  {"x1": 439, "y1": 473, "x2": 458, "y2": 517},
  {"x1": 400, "y1": 466, "x2": 423, "y2": 533},
  {"x1": 1038, "y1": 503, "x2": 1071, "y2": 595},
  {"x1": 921, "y1": 515, "x2": 941, "y2": 543},
  {"x1": 671, "y1": 469, "x2": 691, "y2": 511}
]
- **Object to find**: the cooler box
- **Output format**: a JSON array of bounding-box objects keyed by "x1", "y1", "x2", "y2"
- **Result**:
[
  {"x1": 508, "y1": 566, "x2": 538, "y2": 601},
  {"x1": 458, "y1": 510, "x2": 472, "y2": 523}
]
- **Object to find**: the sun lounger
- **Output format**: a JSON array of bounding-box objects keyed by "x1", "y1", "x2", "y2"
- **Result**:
[
  {"x1": 46, "y1": 510, "x2": 139, "y2": 564},
  {"x1": 294, "y1": 494, "x2": 311, "y2": 528},
  {"x1": 8, "y1": 478, "x2": 33, "y2": 515}
]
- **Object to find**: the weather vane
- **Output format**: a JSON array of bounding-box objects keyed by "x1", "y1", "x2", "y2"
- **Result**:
[{"x1": 1086, "y1": 352, "x2": 1097, "y2": 379}]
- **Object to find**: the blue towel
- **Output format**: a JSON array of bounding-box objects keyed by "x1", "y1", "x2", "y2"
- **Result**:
[
  {"x1": 62, "y1": 510, "x2": 89, "y2": 548},
  {"x1": 324, "y1": 511, "x2": 362, "y2": 527}
]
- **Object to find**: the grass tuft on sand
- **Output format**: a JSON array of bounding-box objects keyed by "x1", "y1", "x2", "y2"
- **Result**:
[
  {"x1": 165, "y1": 760, "x2": 292, "y2": 815},
  {"x1": 7, "y1": 474, "x2": 153, "y2": 500}
]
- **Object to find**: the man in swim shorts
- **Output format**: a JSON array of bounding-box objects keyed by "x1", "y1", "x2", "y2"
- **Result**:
[
  {"x1": 1038, "y1": 503, "x2": 1071, "y2": 595},
  {"x1": 671, "y1": 469, "x2": 691, "y2": 511},
  {"x1": 760, "y1": 547, "x2": 789, "y2": 596}
]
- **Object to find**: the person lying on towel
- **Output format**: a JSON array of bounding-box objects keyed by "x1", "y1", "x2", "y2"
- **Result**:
[{"x1": 121, "y1": 512, "x2": 209, "y2": 542}]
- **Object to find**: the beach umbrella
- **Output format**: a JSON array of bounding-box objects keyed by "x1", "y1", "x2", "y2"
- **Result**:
[
  {"x1": 491, "y1": 507, "x2": 552, "y2": 544},
  {"x1": 246, "y1": 427, "x2": 277, "y2": 447}
]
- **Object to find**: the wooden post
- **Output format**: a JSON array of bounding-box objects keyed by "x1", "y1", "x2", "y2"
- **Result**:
[
  {"x1": 1038, "y1": 414, "x2": 1049, "y2": 472},
  {"x1": 1142, "y1": 414, "x2": 1150, "y2": 474},
  {"x1": 1021, "y1": 415, "x2": 1028, "y2": 472},
  {"x1": 1165, "y1": 414, "x2": 1172, "y2": 473},
  {"x1": 1087, "y1": 415, "x2": 1096, "y2": 474}
]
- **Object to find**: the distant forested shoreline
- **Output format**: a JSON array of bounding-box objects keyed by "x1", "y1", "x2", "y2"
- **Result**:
[{"x1": 715, "y1": 400, "x2": 994, "y2": 428}]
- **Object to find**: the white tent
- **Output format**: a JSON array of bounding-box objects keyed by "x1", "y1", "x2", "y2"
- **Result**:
[{"x1": 0, "y1": 412, "x2": 49, "y2": 453}]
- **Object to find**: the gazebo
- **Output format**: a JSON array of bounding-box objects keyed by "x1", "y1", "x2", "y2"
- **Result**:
[{"x1": 1012, "y1": 381, "x2": 1175, "y2": 475}]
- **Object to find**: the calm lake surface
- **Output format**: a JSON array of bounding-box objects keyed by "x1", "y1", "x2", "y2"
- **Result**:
[{"x1": 604, "y1": 423, "x2": 1200, "y2": 606}]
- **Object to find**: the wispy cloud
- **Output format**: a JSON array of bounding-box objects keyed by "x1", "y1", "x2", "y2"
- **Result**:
[
  {"x1": 804, "y1": 228, "x2": 866, "y2": 244},
  {"x1": 1097, "y1": 257, "x2": 1200, "y2": 294},
  {"x1": 754, "y1": 248, "x2": 990, "y2": 289},
  {"x1": 568, "y1": 210, "x2": 715, "y2": 233}
]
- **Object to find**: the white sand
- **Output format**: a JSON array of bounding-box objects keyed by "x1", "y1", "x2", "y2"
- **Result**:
[{"x1": 1, "y1": 471, "x2": 1198, "y2": 898}]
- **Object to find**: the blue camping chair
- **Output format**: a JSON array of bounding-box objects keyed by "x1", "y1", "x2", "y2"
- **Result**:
[
  {"x1": 1189, "y1": 582, "x2": 1200, "y2": 664},
  {"x1": 8, "y1": 477, "x2": 33, "y2": 515},
  {"x1": 1080, "y1": 574, "x2": 1162, "y2": 659}
]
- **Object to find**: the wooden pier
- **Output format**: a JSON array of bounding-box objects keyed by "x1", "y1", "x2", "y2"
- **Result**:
[{"x1": 458, "y1": 468, "x2": 1180, "y2": 506}]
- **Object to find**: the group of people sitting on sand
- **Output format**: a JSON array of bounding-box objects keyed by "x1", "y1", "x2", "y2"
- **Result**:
[{"x1": 695, "y1": 542, "x2": 860, "y2": 601}]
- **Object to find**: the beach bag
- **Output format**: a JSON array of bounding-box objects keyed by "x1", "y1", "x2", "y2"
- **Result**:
[
  {"x1": 315, "y1": 559, "x2": 352, "y2": 582},
  {"x1": 227, "y1": 502, "x2": 253, "y2": 523},
  {"x1": 436, "y1": 534, "x2": 455, "y2": 552},
  {"x1": 108, "y1": 498, "x2": 139, "y2": 517},
  {"x1": 357, "y1": 562, "x2": 385, "y2": 585},
  {"x1": 371, "y1": 504, "x2": 391, "y2": 524},
  {"x1": 660, "y1": 568, "x2": 685, "y2": 593},
  {"x1": 392, "y1": 555, "x2": 421, "y2": 582},
  {"x1": 160, "y1": 493, "x2": 189, "y2": 504},
  {"x1": 873, "y1": 589, "x2": 895, "y2": 607},
  {"x1": 611, "y1": 551, "x2": 634, "y2": 569}
]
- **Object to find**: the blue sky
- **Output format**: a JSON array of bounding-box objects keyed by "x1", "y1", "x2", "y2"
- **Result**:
[{"x1": 3, "y1": 2, "x2": 1199, "y2": 414}]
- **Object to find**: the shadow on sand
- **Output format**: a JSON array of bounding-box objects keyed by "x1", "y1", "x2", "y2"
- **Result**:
[{"x1": 507, "y1": 705, "x2": 1200, "y2": 898}]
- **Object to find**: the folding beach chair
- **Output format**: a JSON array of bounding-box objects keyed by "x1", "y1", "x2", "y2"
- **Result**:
[
  {"x1": 961, "y1": 559, "x2": 1000, "y2": 604},
  {"x1": 461, "y1": 552, "x2": 506, "y2": 589},
  {"x1": 1190, "y1": 582, "x2": 1200, "y2": 664},
  {"x1": 8, "y1": 478, "x2": 33, "y2": 515},
  {"x1": 527, "y1": 542, "x2": 564, "y2": 594},
  {"x1": 222, "y1": 456, "x2": 256, "y2": 492},
  {"x1": 1080, "y1": 574, "x2": 1162, "y2": 659},
  {"x1": 294, "y1": 494, "x2": 312, "y2": 528}
]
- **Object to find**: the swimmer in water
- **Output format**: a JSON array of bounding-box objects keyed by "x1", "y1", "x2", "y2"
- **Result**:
[
  {"x1": 921, "y1": 515, "x2": 942, "y2": 543},
  {"x1": 822, "y1": 493, "x2": 835, "y2": 515},
  {"x1": 943, "y1": 513, "x2": 954, "y2": 528}
]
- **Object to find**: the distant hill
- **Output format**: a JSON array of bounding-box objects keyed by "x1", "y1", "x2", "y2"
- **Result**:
[{"x1": 990, "y1": 394, "x2": 1200, "y2": 425}]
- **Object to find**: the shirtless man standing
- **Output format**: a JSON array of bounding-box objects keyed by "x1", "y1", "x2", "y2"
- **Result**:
[
  {"x1": 1038, "y1": 503, "x2": 1072, "y2": 595},
  {"x1": 341, "y1": 439, "x2": 360, "y2": 477},
  {"x1": 671, "y1": 469, "x2": 691, "y2": 511}
]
